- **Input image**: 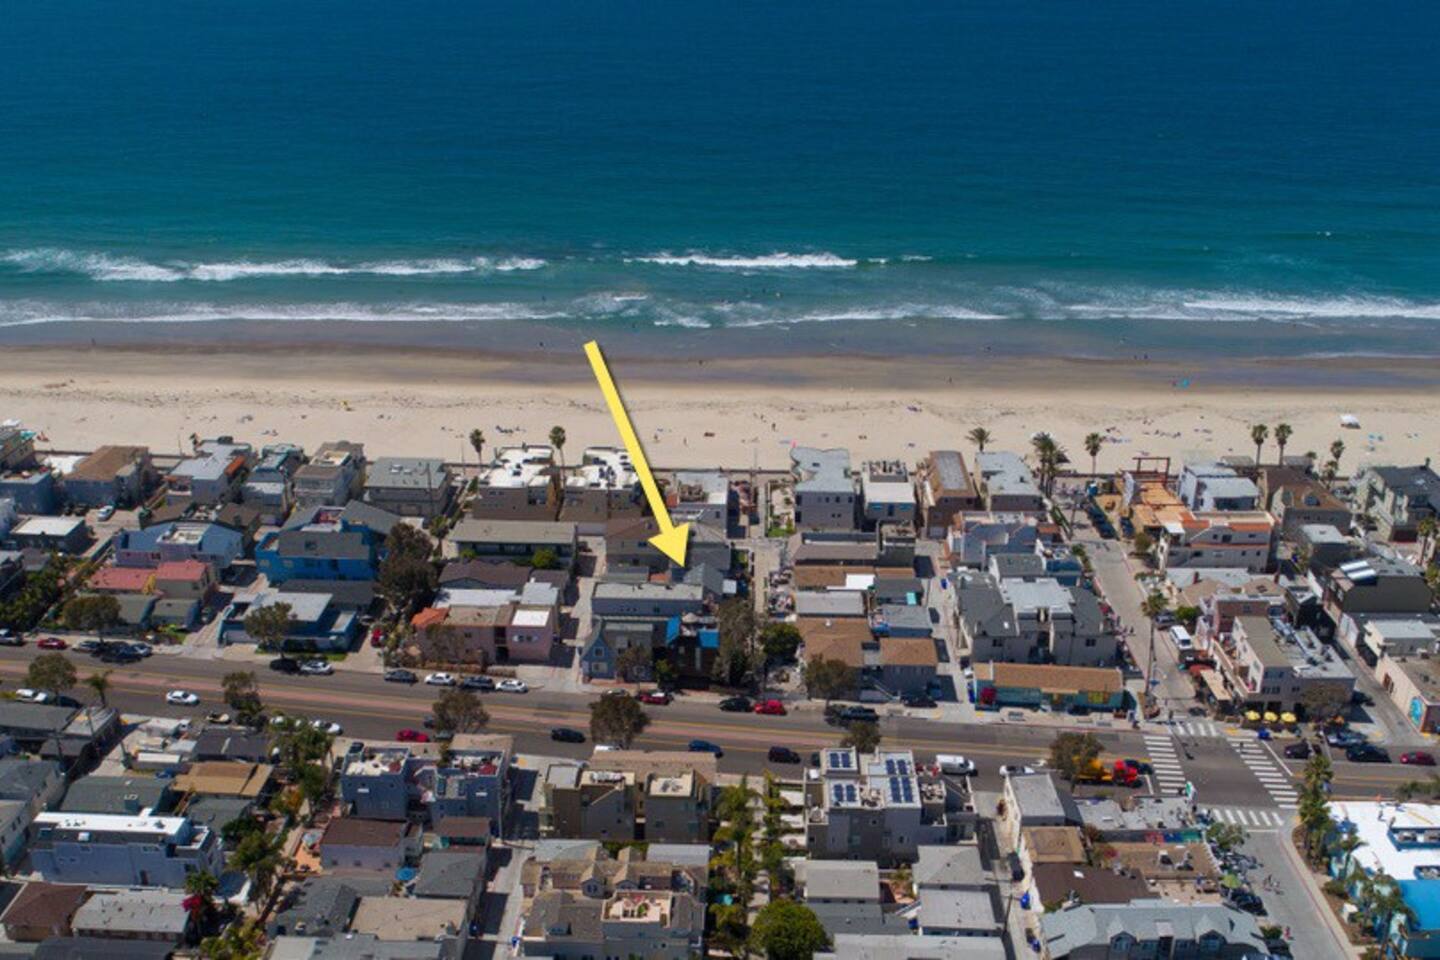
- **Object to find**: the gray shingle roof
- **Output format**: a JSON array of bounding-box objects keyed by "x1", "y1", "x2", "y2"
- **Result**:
[
  {"x1": 413, "y1": 851, "x2": 485, "y2": 899},
  {"x1": 1040, "y1": 899, "x2": 1266, "y2": 955}
]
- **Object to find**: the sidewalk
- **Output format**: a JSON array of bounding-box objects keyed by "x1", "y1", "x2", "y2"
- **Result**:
[{"x1": 1273, "y1": 827, "x2": 1362, "y2": 959}]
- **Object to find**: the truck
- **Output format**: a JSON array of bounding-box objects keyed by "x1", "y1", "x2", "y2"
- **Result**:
[{"x1": 1075, "y1": 757, "x2": 1142, "y2": 787}]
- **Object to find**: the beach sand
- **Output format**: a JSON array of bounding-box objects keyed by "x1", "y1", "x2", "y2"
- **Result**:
[{"x1": 1, "y1": 346, "x2": 1434, "y2": 473}]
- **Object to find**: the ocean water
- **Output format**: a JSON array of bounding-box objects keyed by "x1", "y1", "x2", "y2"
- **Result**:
[{"x1": 2, "y1": 0, "x2": 1439, "y2": 355}]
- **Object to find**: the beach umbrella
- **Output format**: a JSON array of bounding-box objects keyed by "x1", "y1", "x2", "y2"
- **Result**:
[
  {"x1": 1221, "y1": 873, "x2": 1242, "y2": 889},
  {"x1": 1244, "y1": 710, "x2": 1261, "y2": 722},
  {"x1": 1280, "y1": 712, "x2": 1297, "y2": 725},
  {"x1": 1263, "y1": 711, "x2": 1279, "y2": 723}
]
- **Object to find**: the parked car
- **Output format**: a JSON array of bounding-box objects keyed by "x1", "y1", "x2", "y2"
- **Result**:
[
  {"x1": 424, "y1": 672, "x2": 456, "y2": 686},
  {"x1": 0, "y1": 630, "x2": 20, "y2": 647},
  {"x1": 100, "y1": 646, "x2": 141, "y2": 664},
  {"x1": 497, "y1": 679, "x2": 528, "y2": 694},
  {"x1": 1283, "y1": 741, "x2": 1313, "y2": 760},
  {"x1": 688, "y1": 739, "x2": 724, "y2": 757},
  {"x1": 1121, "y1": 758, "x2": 1152, "y2": 775},
  {"x1": 270, "y1": 657, "x2": 302, "y2": 674},
  {"x1": 1326, "y1": 729, "x2": 1366, "y2": 748},
  {"x1": 13, "y1": 688, "x2": 52, "y2": 704},
  {"x1": 829, "y1": 705, "x2": 878, "y2": 725},
  {"x1": 1351, "y1": 690, "x2": 1375, "y2": 707},
  {"x1": 550, "y1": 727, "x2": 586, "y2": 743},
  {"x1": 369, "y1": 626, "x2": 386, "y2": 648},
  {"x1": 1346, "y1": 744, "x2": 1390, "y2": 763},
  {"x1": 593, "y1": 743, "x2": 620, "y2": 752},
  {"x1": 74, "y1": 639, "x2": 100, "y2": 653},
  {"x1": 165, "y1": 690, "x2": 199, "y2": 706},
  {"x1": 396, "y1": 728, "x2": 430, "y2": 743},
  {"x1": 1000, "y1": 764, "x2": 1038, "y2": 777},
  {"x1": 1227, "y1": 890, "x2": 1267, "y2": 916},
  {"x1": 37, "y1": 637, "x2": 67, "y2": 650},
  {"x1": 97, "y1": 505, "x2": 115, "y2": 520},
  {"x1": 461, "y1": 675, "x2": 495, "y2": 691},
  {"x1": 384, "y1": 668, "x2": 418, "y2": 684},
  {"x1": 767, "y1": 746, "x2": 801, "y2": 764},
  {"x1": 937, "y1": 754, "x2": 976, "y2": 776},
  {"x1": 638, "y1": 690, "x2": 672, "y2": 706},
  {"x1": 311, "y1": 720, "x2": 343, "y2": 735},
  {"x1": 753, "y1": 699, "x2": 787, "y2": 716},
  {"x1": 1401, "y1": 751, "x2": 1437, "y2": 766},
  {"x1": 205, "y1": 711, "x2": 232, "y2": 725},
  {"x1": 718, "y1": 696, "x2": 752, "y2": 712},
  {"x1": 299, "y1": 660, "x2": 334, "y2": 675},
  {"x1": 128, "y1": 641, "x2": 153, "y2": 657},
  {"x1": 902, "y1": 693, "x2": 938, "y2": 709}
]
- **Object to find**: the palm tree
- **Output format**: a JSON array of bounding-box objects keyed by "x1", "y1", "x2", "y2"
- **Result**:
[
  {"x1": 468, "y1": 428, "x2": 485, "y2": 464},
  {"x1": 967, "y1": 427, "x2": 992, "y2": 455},
  {"x1": 1368, "y1": 872, "x2": 1416, "y2": 944},
  {"x1": 1031, "y1": 433, "x2": 1065, "y2": 497},
  {"x1": 1274, "y1": 422, "x2": 1292, "y2": 465},
  {"x1": 184, "y1": 869, "x2": 219, "y2": 932},
  {"x1": 549, "y1": 425, "x2": 567, "y2": 472},
  {"x1": 1249, "y1": 424, "x2": 1269, "y2": 467},
  {"x1": 1140, "y1": 591, "x2": 1169, "y2": 709},
  {"x1": 1418, "y1": 516, "x2": 1437, "y2": 567},
  {"x1": 1330, "y1": 438, "x2": 1346, "y2": 477},
  {"x1": 1333, "y1": 828, "x2": 1367, "y2": 878},
  {"x1": 1084, "y1": 432, "x2": 1104, "y2": 477},
  {"x1": 84, "y1": 670, "x2": 111, "y2": 708}
]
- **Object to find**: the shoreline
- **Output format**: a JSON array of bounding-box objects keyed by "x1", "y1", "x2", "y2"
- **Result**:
[{"x1": 3, "y1": 344, "x2": 1435, "y2": 472}]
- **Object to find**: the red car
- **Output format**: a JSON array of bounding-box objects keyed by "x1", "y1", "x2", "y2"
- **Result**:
[
  {"x1": 396, "y1": 728, "x2": 431, "y2": 743},
  {"x1": 1401, "y1": 752, "x2": 1436, "y2": 766},
  {"x1": 37, "y1": 637, "x2": 68, "y2": 650},
  {"x1": 637, "y1": 690, "x2": 672, "y2": 706},
  {"x1": 754, "y1": 699, "x2": 787, "y2": 716},
  {"x1": 369, "y1": 626, "x2": 386, "y2": 648}
]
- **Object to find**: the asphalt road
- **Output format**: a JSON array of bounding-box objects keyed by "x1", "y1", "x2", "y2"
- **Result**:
[{"x1": 0, "y1": 648, "x2": 1413, "y2": 800}]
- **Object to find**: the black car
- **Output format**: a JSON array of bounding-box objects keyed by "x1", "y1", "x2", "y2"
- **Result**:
[
  {"x1": 1347, "y1": 744, "x2": 1390, "y2": 763},
  {"x1": 1283, "y1": 740, "x2": 1312, "y2": 760},
  {"x1": 269, "y1": 657, "x2": 301, "y2": 674},
  {"x1": 718, "y1": 696, "x2": 752, "y2": 712},
  {"x1": 830, "y1": 705, "x2": 878, "y2": 725},
  {"x1": 101, "y1": 647, "x2": 142, "y2": 664},
  {"x1": 1351, "y1": 690, "x2": 1375, "y2": 707},
  {"x1": 767, "y1": 746, "x2": 801, "y2": 764},
  {"x1": 461, "y1": 675, "x2": 495, "y2": 691},
  {"x1": 551, "y1": 727, "x2": 586, "y2": 743},
  {"x1": 902, "y1": 693, "x2": 938, "y2": 709},
  {"x1": 384, "y1": 669, "x2": 418, "y2": 684},
  {"x1": 1227, "y1": 890, "x2": 1266, "y2": 916}
]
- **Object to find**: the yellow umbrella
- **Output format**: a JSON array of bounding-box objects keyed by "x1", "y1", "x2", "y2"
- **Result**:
[
  {"x1": 1245, "y1": 710, "x2": 1261, "y2": 722},
  {"x1": 1280, "y1": 712, "x2": 1297, "y2": 725},
  {"x1": 1263, "y1": 712, "x2": 1279, "y2": 723}
]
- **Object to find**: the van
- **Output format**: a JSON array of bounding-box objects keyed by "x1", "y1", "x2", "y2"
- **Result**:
[
  {"x1": 1168, "y1": 625, "x2": 1193, "y2": 649},
  {"x1": 936, "y1": 754, "x2": 975, "y2": 776}
]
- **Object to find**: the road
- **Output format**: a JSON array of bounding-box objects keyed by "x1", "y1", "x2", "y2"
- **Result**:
[{"x1": 3, "y1": 647, "x2": 1419, "y2": 804}]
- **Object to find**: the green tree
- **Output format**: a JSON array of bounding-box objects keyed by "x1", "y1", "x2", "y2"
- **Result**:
[
  {"x1": 221, "y1": 815, "x2": 263, "y2": 846},
  {"x1": 1083, "y1": 432, "x2": 1104, "y2": 476},
  {"x1": 1206, "y1": 820, "x2": 1249, "y2": 853},
  {"x1": 1140, "y1": 591, "x2": 1169, "y2": 706},
  {"x1": 243, "y1": 602, "x2": 292, "y2": 652},
  {"x1": 222, "y1": 671, "x2": 265, "y2": 726},
  {"x1": 530, "y1": 547, "x2": 559, "y2": 570},
  {"x1": 1329, "y1": 438, "x2": 1346, "y2": 476},
  {"x1": 377, "y1": 554, "x2": 436, "y2": 619},
  {"x1": 749, "y1": 899, "x2": 829, "y2": 960},
  {"x1": 803, "y1": 656, "x2": 856, "y2": 702},
  {"x1": 1249, "y1": 423, "x2": 1269, "y2": 467},
  {"x1": 1048, "y1": 731, "x2": 1103, "y2": 782},
  {"x1": 616, "y1": 644, "x2": 652, "y2": 682},
  {"x1": 468, "y1": 428, "x2": 485, "y2": 463},
  {"x1": 184, "y1": 869, "x2": 220, "y2": 931},
  {"x1": 1274, "y1": 422, "x2": 1293, "y2": 464},
  {"x1": 270, "y1": 715, "x2": 333, "y2": 776},
  {"x1": 83, "y1": 670, "x2": 112, "y2": 708},
  {"x1": 1131, "y1": 529, "x2": 1154, "y2": 557},
  {"x1": 967, "y1": 427, "x2": 992, "y2": 454},
  {"x1": 60, "y1": 593, "x2": 121, "y2": 643},
  {"x1": 1299, "y1": 684, "x2": 1348, "y2": 723},
  {"x1": 549, "y1": 425, "x2": 567, "y2": 472},
  {"x1": 840, "y1": 720, "x2": 881, "y2": 754},
  {"x1": 231, "y1": 830, "x2": 285, "y2": 903},
  {"x1": 1419, "y1": 515, "x2": 1438, "y2": 567},
  {"x1": 712, "y1": 597, "x2": 759, "y2": 687},
  {"x1": 760, "y1": 622, "x2": 803, "y2": 664},
  {"x1": 432, "y1": 688, "x2": 490, "y2": 734},
  {"x1": 589, "y1": 695, "x2": 650, "y2": 748},
  {"x1": 26, "y1": 653, "x2": 77, "y2": 695},
  {"x1": 199, "y1": 919, "x2": 264, "y2": 960},
  {"x1": 1173, "y1": 605, "x2": 1201, "y2": 630}
]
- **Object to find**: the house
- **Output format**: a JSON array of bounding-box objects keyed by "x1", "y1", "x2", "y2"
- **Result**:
[
  {"x1": 1211, "y1": 615, "x2": 1354, "y2": 716},
  {"x1": 878, "y1": 636, "x2": 940, "y2": 696},
  {"x1": 8, "y1": 517, "x2": 88, "y2": 554},
  {"x1": 806, "y1": 748, "x2": 966, "y2": 863},
  {"x1": 1354, "y1": 462, "x2": 1440, "y2": 541},
  {"x1": 958, "y1": 575, "x2": 1117, "y2": 667},
  {"x1": 414, "y1": 849, "x2": 487, "y2": 929},
  {"x1": 519, "y1": 887, "x2": 704, "y2": 960},
  {"x1": 947, "y1": 513, "x2": 1045, "y2": 568},
  {"x1": 1344, "y1": 614, "x2": 1440, "y2": 667},
  {"x1": 30, "y1": 939, "x2": 175, "y2": 960},
  {"x1": 1155, "y1": 510, "x2": 1276, "y2": 573},
  {"x1": 1271, "y1": 479, "x2": 1351, "y2": 538},
  {"x1": 317, "y1": 817, "x2": 417, "y2": 873},
  {"x1": 592, "y1": 582, "x2": 705, "y2": 620},
  {"x1": 559, "y1": 447, "x2": 643, "y2": 526},
  {"x1": 0, "y1": 424, "x2": 37, "y2": 470},
  {"x1": 1004, "y1": 774, "x2": 1082, "y2": 832},
  {"x1": 973, "y1": 662, "x2": 1128, "y2": 713},
  {"x1": 64, "y1": 446, "x2": 153, "y2": 508},
  {"x1": 447, "y1": 518, "x2": 577, "y2": 565},
  {"x1": 113, "y1": 521, "x2": 243, "y2": 571},
  {"x1": 349, "y1": 895, "x2": 467, "y2": 944},
  {"x1": 0, "y1": 703, "x2": 120, "y2": 768},
  {"x1": 0, "y1": 882, "x2": 88, "y2": 942},
  {"x1": 0, "y1": 758, "x2": 66, "y2": 815},
  {"x1": 339, "y1": 736, "x2": 511, "y2": 827},
  {"x1": 59, "y1": 774, "x2": 174, "y2": 816},
  {"x1": 1375, "y1": 653, "x2": 1440, "y2": 735},
  {"x1": 918, "y1": 450, "x2": 984, "y2": 538},
  {"x1": 540, "y1": 752, "x2": 715, "y2": 843},
  {"x1": 171, "y1": 761, "x2": 274, "y2": 800},
  {"x1": 579, "y1": 618, "x2": 663, "y2": 682},
  {"x1": 796, "y1": 860, "x2": 900, "y2": 936},
  {"x1": 795, "y1": 590, "x2": 866, "y2": 619},
  {"x1": 266, "y1": 874, "x2": 392, "y2": 938},
  {"x1": 603, "y1": 516, "x2": 730, "y2": 573},
  {"x1": 266, "y1": 934, "x2": 446, "y2": 958},
  {"x1": 791, "y1": 447, "x2": 858, "y2": 531},
  {"x1": 363, "y1": 457, "x2": 453, "y2": 519},
  {"x1": 1327, "y1": 801, "x2": 1440, "y2": 958},
  {"x1": 256, "y1": 529, "x2": 377, "y2": 584},
  {"x1": 817, "y1": 934, "x2": 1005, "y2": 960},
  {"x1": 28, "y1": 813, "x2": 224, "y2": 887},
  {"x1": 472, "y1": 445, "x2": 557, "y2": 521},
  {"x1": 240, "y1": 445, "x2": 302, "y2": 521},
  {"x1": 0, "y1": 800, "x2": 33, "y2": 866},
  {"x1": 220, "y1": 589, "x2": 358, "y2": 652},
  {"x1": 1295, "y1": 523, "x2": 1358, "y2": 573},
  {"x1": 1177, "y1": 461, "x2": 1260, "y2": 512},
  {"x1": 666, "y1": 470, "x2": 732, "y2": 529},
  {"x1": 1074, "y1": 797, "x2": 1201, "y2": 844},
  {"x1": 292, "y1": 441, "x2": 366, "y2": 510},
  {"x1": 71, "y1": 890, "x2": 192, "y2": 944},
  {"x1": 410, "y1": 601, "x2": 556, "y2": 666},
  {"x1": 192, "y1": 728, "x2": 272, "y2": 763},
  {"x1": 1325, "y1": 556, "x2": 1433, "y2": 622},
  {"x1": 860, "y1": 460, "x2": 916, "y2": 529},
  {"x1": 1040, "y1": 899, "x2": 1267, "y2": 958},
  {"x1": 974, "y1": 451, "x2": 1045, "y2": 514},
  {"x1": 152, "y1": 559, "x2": 214, "y2": 601},
  {"x1": 438, "y1": 559, "x2": 534, "y2": 591},
  {"x1": 166, "y1": 438, "x2": 252, "y2": 504}
]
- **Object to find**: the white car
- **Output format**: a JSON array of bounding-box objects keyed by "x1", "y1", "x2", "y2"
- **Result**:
[
  {"x1": 594, "y1": 743, "x2": 619, "y2": 752},
  {"x1": 166, "y1": 690, "x2": 200, "y2": 706},
  {"x1": 299, "y1": 660, "x2": 334, "y2": 675},
  {"x1": 936, "y1": 754, "x2": 976, "y2": 776},
  {"x1": 97, "y1": 505, "x2": 115, "y2": 521},
  {"x1": 999, "y1": 764, "x2": 1038, "y2": 778},
  {"x1": 311, "y1": 719, "x2": 343, "y2": 735},
  {"x1": 13, "y1": 688, "x2": 52, "y2": 704},
  {"x1": 497, "y1": 678, "x2": 528, "y2": 694},
  {"x1": 128, "y1": 641, "x2": 153, "y2": 657},
  {"x1": 425, "y1": 672, "x2": 457, "y2": 687}
]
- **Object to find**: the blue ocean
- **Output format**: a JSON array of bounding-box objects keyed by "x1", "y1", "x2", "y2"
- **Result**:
[{"x1": 2, "y1": 0, "x2": 1439, "y2": 354}]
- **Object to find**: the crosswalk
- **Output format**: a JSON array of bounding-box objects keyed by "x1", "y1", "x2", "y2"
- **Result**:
[
  {"x1": 1143, "y1": 734, "x2": 1189, "y2": 795},
  {"x1": 1204, "y1": 806, "x2": 1289, "y2": 829},
  {"x1": 1169, "y1": 719, "x2": 1226, "y2": 739},
  {"x1": 1232, "y1": 739, "x2": 1298, "y2": 808}
]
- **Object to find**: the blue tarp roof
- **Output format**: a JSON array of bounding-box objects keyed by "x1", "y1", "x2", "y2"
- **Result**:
[{"x1": 1400, "y1": 880, "x2": 1440, "y2": 931}]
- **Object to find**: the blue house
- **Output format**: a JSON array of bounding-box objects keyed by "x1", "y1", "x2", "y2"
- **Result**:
[
  {"x1": 113, "y1": 521, "x2": 243, "y2": 570},
  {"x1": 256, "y1": 529, "x2": 377, "y2": 584},
  {"x1": 1328, "y1": 800, "x2": 1440, "y2": 959},
  {"x1": 220, "y1": 589, "x2": 359, "y2": 652}
]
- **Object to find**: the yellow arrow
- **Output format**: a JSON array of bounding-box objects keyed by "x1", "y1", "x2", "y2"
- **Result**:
[{"x1": 583, "y1": 340, "x2": 691, "y2": 566}]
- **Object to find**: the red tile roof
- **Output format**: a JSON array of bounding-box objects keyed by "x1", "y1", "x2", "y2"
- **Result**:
[
  {"x1": 88, "y1": 566, "x2": 155, "y2": 593},
  {"x1": 155, "y1": 559, "x2": 208, "y2": 582}
]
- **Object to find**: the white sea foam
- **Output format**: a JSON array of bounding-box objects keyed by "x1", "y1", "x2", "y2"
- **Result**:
[
  {"x1": 1, "y1": 248, "x2": 548, "y2": 282},
  {"x1": 0, "y1": 301, "x2": 565, "y2": 328},
  {"x1": 730, "y1": 304, "x2": 1002, "y2": 327},
  {"x1": 628, "y1": 251, "x2": 858, "y2": 269}
]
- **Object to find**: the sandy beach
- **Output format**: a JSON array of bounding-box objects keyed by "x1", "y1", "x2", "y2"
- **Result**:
[{"x1": 1, "y1": 345, "x2": 1434, "y2": 473}]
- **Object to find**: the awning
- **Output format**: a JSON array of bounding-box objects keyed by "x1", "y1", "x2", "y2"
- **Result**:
[{"x1": 1197, "y1": 669, "x2": 1231, "y2": 703}]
